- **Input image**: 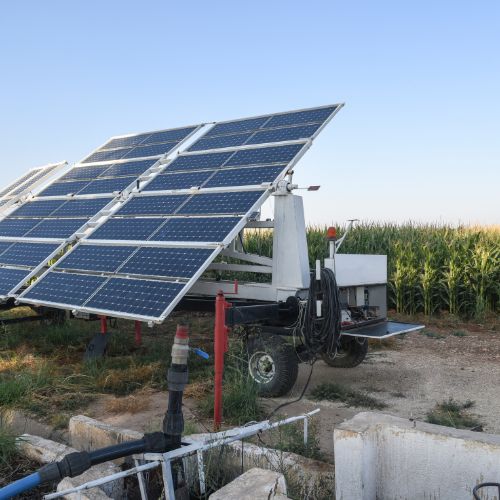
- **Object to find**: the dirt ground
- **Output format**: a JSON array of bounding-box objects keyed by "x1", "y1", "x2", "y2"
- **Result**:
[{"x1": 84, "y1": 318, "x2": 500, "y2": 462}]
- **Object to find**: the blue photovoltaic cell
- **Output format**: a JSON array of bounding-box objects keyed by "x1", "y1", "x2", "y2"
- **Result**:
[
  {"x1": 89, "y1": 218, "x2": 165, "y2": 241},
  {"x1": 85, "y1": 278, "x2": 185, "y2": 318},
  {"x1": 178, "y1": 191, "x2": 264, "y2": 215},
  {"x1": 247, "y1": 124, "x2": 321, "y2": 145},
  {"x1": 0, "y1": 243, "x2": 59, "y2": 267},
  {"x1": 118, "y1": 195, "x2": 188, "y2": 216},
  {"x1": 264, "y1": 106, "x2": 337, "y2": 128},
  {"x1": 142, "y1": 127, "x2": 196, "y2": 145},
  {"x1": 0, "y1": 268, "x2": 31, "y2": 295},
  {"x1": 25, "y1": 219, "x2": 84, "y2": 239},
  {"x1": 189, "y1": 132, "x2": 252, "y2": 152},
  {"x1": 225, "y1": 144, "x2": 304, "y2": 167},
  {"x1": 59, "y1": 166, "x2": 110, "y2": 181},
  {"x1": 83, "y1": 148, "x2": 132, "y2": 164},
  {"x1": 206, "y1": 117, "x2": 269, "y2": 137},
  {"x1": 99, "y1": 160, "x2": 157, "y2": 178},
  {"x1": 120, "y1": 247, "x2": 213, "y2": 279},
  {"x1": 0, "y1": 242, "x2": 14, "y2": 255},
  {"x1": 38, "y1": 180, "x2": 90, "y2": 197},
  {"x1": 101, "y1": 134, "x2": 151, "y2": 150},
  {"x1": 204, "y1": 165, "x2": 285, "y2": 188},
  {"x1": 122, "y1": 142, "x2": 178, "y2": 159},
  {"x1": 77, "y1": 177, "x2": 136, "y2": 195},
  {"x1": 50, "y1": 198, "x2": 113, "y2": 218},
  {"x1": 0, "y1": 218, "x2": 41, "y2": 237},
  {"x1": 166, "y1": 151, "x2": 233, "y2": 172},
  {"x1": 9, "y1": 200, "x2": 66, "y2": 217},
  {"x1": 144, "y1": 171, "x2": 214, "y2": 191},
  {"x1": 151, "y1": 216, "x2": 240, "y2": 243},
  {"x1": 58, "y1": 245, "x2": 136, "y2": 273},
  {"x1": 22, "y1": 272, "x2": 106, "y2": 306}
]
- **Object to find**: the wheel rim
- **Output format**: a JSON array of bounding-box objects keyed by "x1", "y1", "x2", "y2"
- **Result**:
[{"x1": 248, "y1": 351, "x2": 276, "y2": 384}]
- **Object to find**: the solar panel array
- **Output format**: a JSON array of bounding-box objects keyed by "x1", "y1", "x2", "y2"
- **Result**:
[
  {"x1": 15, "y1": 105, "x2": 343, "y2": 322},
  {"x1": 0, "y1": 162, "x2": 65, "y2": 211},
  {"x1": 0, "y1": 126, "x2": 200, "y2": 298}
]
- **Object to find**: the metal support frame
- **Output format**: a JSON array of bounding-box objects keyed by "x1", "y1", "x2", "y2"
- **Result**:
[{"x1": 44, "y1": 409, "x2": 320, "y2": 500}]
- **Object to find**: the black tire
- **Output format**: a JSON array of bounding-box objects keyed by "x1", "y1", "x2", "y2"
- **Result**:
[
  {"x1": 321, "y1": 336, "x2": 368, "y2": 368},
  {"x1": 246, "y1": 334, "x2": 299, "y2": 397}
]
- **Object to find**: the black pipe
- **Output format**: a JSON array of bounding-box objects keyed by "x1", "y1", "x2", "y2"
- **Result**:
[{"x1": 25, "y1": 324, "x2": 192, "y2": 492}]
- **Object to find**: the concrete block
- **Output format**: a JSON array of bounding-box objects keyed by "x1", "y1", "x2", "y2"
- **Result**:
[
  {"x1": 334, "y1": 411, "x2": 500, "y2": 500},
  {"x1": 209, "y1": 467, "x2": 287, "y2": 499},
  {"x1": 69, "y1": 415, "x2": 142, "y2": 463},
  {"x1": 187, "y1": 433, "x2": 334, "y2": 498},
  {"x1": 17, "y1": 434, "x2": 122, "y2": 499}
]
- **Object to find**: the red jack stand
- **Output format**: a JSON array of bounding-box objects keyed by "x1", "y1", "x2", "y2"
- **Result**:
[
  {"x1": 135, "y1": 321, "x2": 142, "y2": 347},
  {"x1": 213, "y1": 290, "x2": 231, "y2": 430}
]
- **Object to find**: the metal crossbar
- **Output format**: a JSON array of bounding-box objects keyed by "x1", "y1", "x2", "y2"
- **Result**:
[{"x1": 44, "y1": 409, "x2": 320, "y2": 500}]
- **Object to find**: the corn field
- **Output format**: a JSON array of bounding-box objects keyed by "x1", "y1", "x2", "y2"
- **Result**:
[{"x1": 244, "y1": 223, "x2": 500, "y2": 318}]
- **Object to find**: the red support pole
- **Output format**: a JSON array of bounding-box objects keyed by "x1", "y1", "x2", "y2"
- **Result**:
[
  {"x1": 214, "y1": 290, "x2": 230, "y2": 430},
  {"x1": 100, "y1": 316, "x2": 107, "y2": 336},
  {"x1": 135, "y1": 321, "x2": 142, "y2": 346}
]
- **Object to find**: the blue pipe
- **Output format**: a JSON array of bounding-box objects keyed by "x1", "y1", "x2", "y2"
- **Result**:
[{"x1": 0, "y1": 472, "x2": 41, "y2": 499}]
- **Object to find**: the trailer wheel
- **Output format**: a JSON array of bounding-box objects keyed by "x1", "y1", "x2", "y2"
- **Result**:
[
  {"x1": 246, "y1": 334, "x2": 299, "y2": 397},
  {"x1": 321, "y1": 336, "x2": 368, "y2": 368}
]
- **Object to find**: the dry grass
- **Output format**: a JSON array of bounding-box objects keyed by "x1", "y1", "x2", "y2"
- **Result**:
[{"x1": 105, "y1": 393, "x2": 152, "y2": 414}]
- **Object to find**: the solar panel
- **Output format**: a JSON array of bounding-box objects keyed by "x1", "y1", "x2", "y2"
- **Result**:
[
  {"x1": 59, "y1": 165, "x2": 109, "y2": 182},
  {"x1": 0, "y1": 243, "x2": 60, "y2": 267},
  {"x1": 0, "y1": 242, "x2": 14, "y2": 255},
  {"x1": 77, "y1": 177, "x2": 137, "y2": 195},
  {"x1": 204, "y1": 165, "x2": 285, "y2": 188},
  {"x1": 189, "y1": 133, "x2": 252, "y2": 152},
  {"x1": 0, "y1": 218, "x2": 41, "y2": 237},
  {"x1": 88, "y1": 218, "x2": 165, "y2": 241},
  {"x1": 225, "y1": 144, "x2": 304, "y2": 167},
  {"x1": 99, "y1": 160, "x2": 156, "y2": 178},
  {"x1": 144, "y1": 171, "x2": 214, "y2": 191},
  {"x1": 17, "y1": 105, "x2": 343, "y2": 320},
  {"x1": 22, "y1": 272, "x2": 106, "y2": 306},
  {"x1": 50, "y1": 198, "x2": 113, "y2": 218},
  {"x1": 122, "y1": 143, "x2": 177, "y2": 160},
  {"x1": 150, "y1": 216, "x2": 242, "y2": 242},
  {"x1": 0, "y1": 268, "x2": 31, "y2": 295},
  {"x1": 10, "y1": 200, "x2": 66, "y2": 217},
  {"x1": 188, "y1": 105, "x2": 339, "y2": 152},
  {"x1": 118, "y1": 195, "x2": 189, "y2": 216},
  {"x1": 0, "y1": 169, "x2": 42, "y2": 198},
  {"x1": 57, "y1": 245, "x2": 137, "y2": 273},
  {"x1": 85, "y1": 278, "x2": 185, "y2": 318},
  {"x1": 246, "y1": 124, "x2": 321, "y2": 145},
  {"x1": 206, "y1": 117, "x2": 269, "y2": 137},
  {"x1": 25, "y1": 218, "x2": 86, "y2": 239},
  {"x1": 166, "y1": 152, "x2": 233, "y2": 172},
  {"x1": 177, "y1": 191, "x2": 264, "y2": 215},
  {"x1": 38, "y1": 180, "x2": 91, "y2": 197},
  {"x1": 120, "y1": 247, "x2": 214, "y2": 279}
]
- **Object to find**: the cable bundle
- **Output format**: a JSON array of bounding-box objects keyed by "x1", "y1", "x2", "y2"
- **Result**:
[{"x1": 302, "y1": 267, "x2": 342, "y2": 357}]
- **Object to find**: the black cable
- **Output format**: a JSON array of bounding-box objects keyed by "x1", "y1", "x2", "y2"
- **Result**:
[
  {"x1": 267, "y1": 267, "x2": 341, "y2": 418},
  {"x1": 302, "y1": 267, "x2": 342, "y2": 357},
  {"x1": 267, "y1": 361, "x2": 315, "y2": 419}
]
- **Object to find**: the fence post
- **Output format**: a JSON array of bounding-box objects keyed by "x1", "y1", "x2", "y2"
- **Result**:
[{"x1": 135, "y1": 321, "x2": 142, "y2": 346}]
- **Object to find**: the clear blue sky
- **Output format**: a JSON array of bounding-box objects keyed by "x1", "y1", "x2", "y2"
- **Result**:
[{"x1": 0, "y1": 1, "x2": 498, "y2": 225}]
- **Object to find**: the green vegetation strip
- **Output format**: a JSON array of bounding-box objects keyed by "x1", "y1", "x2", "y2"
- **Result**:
[{"x1": 310, "y1": 382, "x2": 387, "y2": 409}]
